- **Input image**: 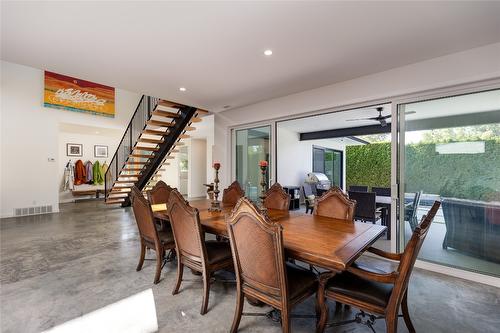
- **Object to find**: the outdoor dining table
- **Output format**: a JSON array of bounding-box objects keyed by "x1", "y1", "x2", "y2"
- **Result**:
[{"x1": 155, "y1": 199, "x2": 387, "y2": 272}]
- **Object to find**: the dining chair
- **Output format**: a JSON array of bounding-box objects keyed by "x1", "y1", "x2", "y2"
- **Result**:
[
  {"x1": 167, "y1": 189, "x2": 234, "y2": 315},
  {"x1": 348, "y1": 191, "x2": 383, "y2": 224},
  {"x1": 147, "y1": 180, "x2": 174, "y2": 205},
  {"x1": 314, "y1": 187, "x2": 356, "y2": 221},
  {"x1": 147, "y1": 180, "x2": 174, "y2": 230},
  {"x1": 372, "y1": 187, "x2": 391, "y2": 197},
  {"x1": 405, "y1": 191, "x2": 422, "y2": 231},
  {"x1": 302, "y1": 183, "x2": 316, "y2": 214},
  {"x1": 226, "y1": 197, "x2": 318, "y2": 333},
  {"x1": 349, "y1": 185, "x2": 368, "y2": 192},
  {"x1": 264, "y1": 183, "x2": 291, "y2": 211},
  {"x1": 130, "y1": 186, "x2": 175, "y2": 284},
  {"x1": 316, "y1": 201, "x2": 441, "y2": 333},
  {"x1": 222, "y1": 181, "x2": 245, "y2": 206}
]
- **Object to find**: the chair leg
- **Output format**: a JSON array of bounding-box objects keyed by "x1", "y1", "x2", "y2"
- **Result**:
[
  {"x1": 230, "y1": 290, "x2": 244, "y2": 333},
  {"x1": 153, "y1": 249, "x2": 164, "y2": 284},
  {"x1": 386, "y1": 315, "x2": 398, "y2": 333},
  {"x1": 281, "y1": 306, "x2": 290, "y2": 333},
  {"x1": 136, "y1": 242, "x2": 146, "y2": 271},
  {"x1": 201, "y1": 271, "x2": 211, "y2": 315},
  {"x1": 402, "y1": 290, "x2": 415, "y2": 333},
  {"x1": 172, "y1": 261, "x2": 184, "y2": 295},
  {"x1": 316, "y1": 289, "x2": 328, "y2": 333}
]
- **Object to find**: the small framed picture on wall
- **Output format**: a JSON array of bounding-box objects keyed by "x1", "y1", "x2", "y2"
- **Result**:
[
  {"x1": 94, "y1": 145, "x2": 108, "y2": 158},
  {"x1": 66, "y1": 143, "x2": 83, "y2": 157}
]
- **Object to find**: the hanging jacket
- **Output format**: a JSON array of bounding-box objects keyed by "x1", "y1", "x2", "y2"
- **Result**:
[
  {"x1": 101, "y1": 162, "x2": 109, "y2": 175},
  {"x1": 63, "y1": 160, "x2": 75, "y2": 191},
  {"x1": 74, "y1": 160, "x2": 86, "y2": 185},
  {"x1": 93, "y1": 161, "x2": 104, "y2": 185},
  {"x1": 85, "y1": 161, "x2": 93, "y2": 184}
]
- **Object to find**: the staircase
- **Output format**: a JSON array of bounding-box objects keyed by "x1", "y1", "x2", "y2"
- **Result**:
[{"x1": 104, "y1": 95, "x2": 208, "y2": 206}]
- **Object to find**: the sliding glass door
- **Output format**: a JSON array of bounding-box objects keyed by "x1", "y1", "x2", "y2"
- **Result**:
[
  {"x1": 398, "y1": 89, "x2": 500, "y2": 277},
  {"x1": 312, "y1": 146, "x2": 343, "y2": 187},
  {"x1": 234, "y1": 125, "x2": 271, "y2": 201}
]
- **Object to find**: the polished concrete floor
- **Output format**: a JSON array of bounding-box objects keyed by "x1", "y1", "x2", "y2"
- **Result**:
[{"x1": 1, "y1": 200, "x2": 499, "y2": 333}]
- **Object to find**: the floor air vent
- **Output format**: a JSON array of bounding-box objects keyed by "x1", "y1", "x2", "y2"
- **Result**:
[{"x1": 14, "y1": 205, "x2": 53, "y2": 217}]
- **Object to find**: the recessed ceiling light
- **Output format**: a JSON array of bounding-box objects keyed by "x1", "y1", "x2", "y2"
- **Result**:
[
  {"x1": 179, "y1": 87, "x2": 186, "y2": 92},
  {"x1": 95, "y1": 131, "x2": 100, "y2": 134},
  {"x1": 264, "y1": 49, "x2": 273, "y2": 56}
]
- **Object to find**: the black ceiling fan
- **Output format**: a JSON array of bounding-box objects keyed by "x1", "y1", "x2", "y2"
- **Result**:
[{"x1": 346, "y1": 107, "x2": 415, "y2": 127}]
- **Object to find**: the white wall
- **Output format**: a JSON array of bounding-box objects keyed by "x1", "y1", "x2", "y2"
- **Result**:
[
  {"x1": 188, "y1": 139, "x2": 208, "y2": 198},
  {"x1": 214, "y1": 42, "x2": 500, "y2": 189},
  {"x1": 58, "y1": 130, "x2": 121, "y2": 203},
  {"x1": 0, "y1": 61, "x2": 141, "y2": 217},
  {"x1": 276, "y1": 127, "x2": 346, "y2": 191}
]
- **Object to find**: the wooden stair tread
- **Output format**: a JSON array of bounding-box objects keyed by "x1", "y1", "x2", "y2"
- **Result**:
[
  {"x1": 165, "y1": 156, "x2": 175, "y2": 159},
  {"x1": 138, "y1": 138, "x2": 163, "y2": 144},
  {"x1": 126, "y1": 161, "x2": 147, "y2": 165},
  {"x1": 179, "y1": 134, "x2": 190, "y2": 139},
  {"x1": 134, "y1": 146, "x2": 159, "y2": 152},
  {"x1": 196, "y1": 109, "x2": 209, "y2": 115},
  {"x1": 142, "y1": 129, "x2": 169, "y2": 136},
  {"x1": 122, "y1": 168, "x2": 143, "y2": 171},
  {"x1": 108, "y1": 193, "x2": 129, "y2": 198},
  {"x1": 114, "y1": 180, "x2": 137, "y2": 184},
  {"x1": 130, "y1": 154, "x2": 154, "y2": 158},
  {"x1": 190, "y1": 117, "x2": 202, "y2": 123},
  {"x1": 158, "y1": 100, "x2": 185, "y2": 109},
  {"x1": 184, "y1": 126, "x2": 196, "y2": 131},
  {"x1": 147, "y1": 119, "x2": 174, "y2": 127},
  {"x1": 106, "y1": 199, "x2": 125, "y2": 204},
  {"x1": 110, "y1": 189, "x2": 131, "y2": 193},
  {"x1": 152, "y1": 110, "x2": 180, "y2": 118}
]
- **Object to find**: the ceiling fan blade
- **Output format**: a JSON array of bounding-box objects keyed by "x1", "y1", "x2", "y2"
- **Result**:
[
  {"x1": 380, "y1": 114, "x2": 392, "y2": 120},
  {"x1": 405, "y1": 111, "x2": 416, "y2": 115}
]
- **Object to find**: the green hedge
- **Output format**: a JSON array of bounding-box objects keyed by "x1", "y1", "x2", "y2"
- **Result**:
[{"x1": 346, "y1": 141, "x2": 500, "y2": 201}]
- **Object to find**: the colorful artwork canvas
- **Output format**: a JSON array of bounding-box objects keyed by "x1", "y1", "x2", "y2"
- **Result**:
[{"x1": 44, "y1": 71, "x2": 115, "y2": 117}]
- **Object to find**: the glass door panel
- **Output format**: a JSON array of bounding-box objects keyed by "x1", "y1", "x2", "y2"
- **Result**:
[
  {"x1": 235, "y1": 126, "x2": 271, "y2": 201},
  {"x1": 398, "y1": 89, "x2": 500, "y2": 277}
]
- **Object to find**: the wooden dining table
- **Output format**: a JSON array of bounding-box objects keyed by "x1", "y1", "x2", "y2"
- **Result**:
[{"x1": 155, "y1": 199, "x2": 386, "y2": 272}]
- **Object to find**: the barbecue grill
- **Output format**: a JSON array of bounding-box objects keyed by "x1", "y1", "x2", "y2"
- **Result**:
[{"x1": 305, "y1": 172, "x2": 331, "y2": 194}]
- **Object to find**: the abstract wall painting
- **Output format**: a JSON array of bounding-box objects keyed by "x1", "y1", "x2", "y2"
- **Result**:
[{"x1": 44, "y1": 71, "x2": 115, "y2": 117}]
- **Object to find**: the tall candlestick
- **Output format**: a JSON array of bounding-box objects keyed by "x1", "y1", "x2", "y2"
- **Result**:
[
  {"x1": 259, "y1": 160, "x2": 268, "y2": 211},
  {"x1": 209, "y1": 162, "x2": 221, "y2": 212}
]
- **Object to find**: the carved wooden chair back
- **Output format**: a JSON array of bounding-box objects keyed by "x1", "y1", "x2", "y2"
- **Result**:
[
  {"x1": 130, "y1": 186, "x2": 160, "y2": 245},
  {"x1": 314, "y1": 186, "x2": 356, "y2": 221},
  {"x1": 226, "y1": 197, "x2": 289, "y2": 306},
  {"x1": 167, "y1": 189, "x2": 207, "y2": 264},
  {"x1": 389, "y1": 201, "x2": 441, "y2": 314},
  {"x1": 222, "y1": 181, "x2": 245, "y2": 206},
  {"x1": 147, "y1": 180, "x2": 174, "y2": 205},
  {"x1": 264, "y1": 183, "x2": 291, "y2": 211}
]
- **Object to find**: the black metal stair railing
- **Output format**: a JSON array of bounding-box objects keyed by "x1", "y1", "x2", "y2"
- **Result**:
[
  {"x1": 104, "y1": 94, "x2": 199, "y2": 206},
  {"x1": 105, "y1": 95, "x2": 159, "y2": 200}
]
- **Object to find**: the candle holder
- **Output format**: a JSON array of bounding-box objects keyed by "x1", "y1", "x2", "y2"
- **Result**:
[
  {"x1": 259, "y1": 161, "x2": 268, "y2": 212},
  {"x1": 209, "y1": 162, "x2": 221, "y2": 212}
]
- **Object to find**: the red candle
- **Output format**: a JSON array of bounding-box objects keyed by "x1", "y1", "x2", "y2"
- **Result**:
[
  {"x1": 259, "y1": 160, "x2": 268, "y2": 167},
  {"x1": 213, "y1": 161, "x2": 221, "y2": 168}
]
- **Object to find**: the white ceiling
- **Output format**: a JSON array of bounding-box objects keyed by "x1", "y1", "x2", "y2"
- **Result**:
[
  {"x1": 2, "y1": 1, "x2": 500, "y2": 112},
  {"x1": 278, "y1": 89, "x2": 500, "y2": 133}
]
